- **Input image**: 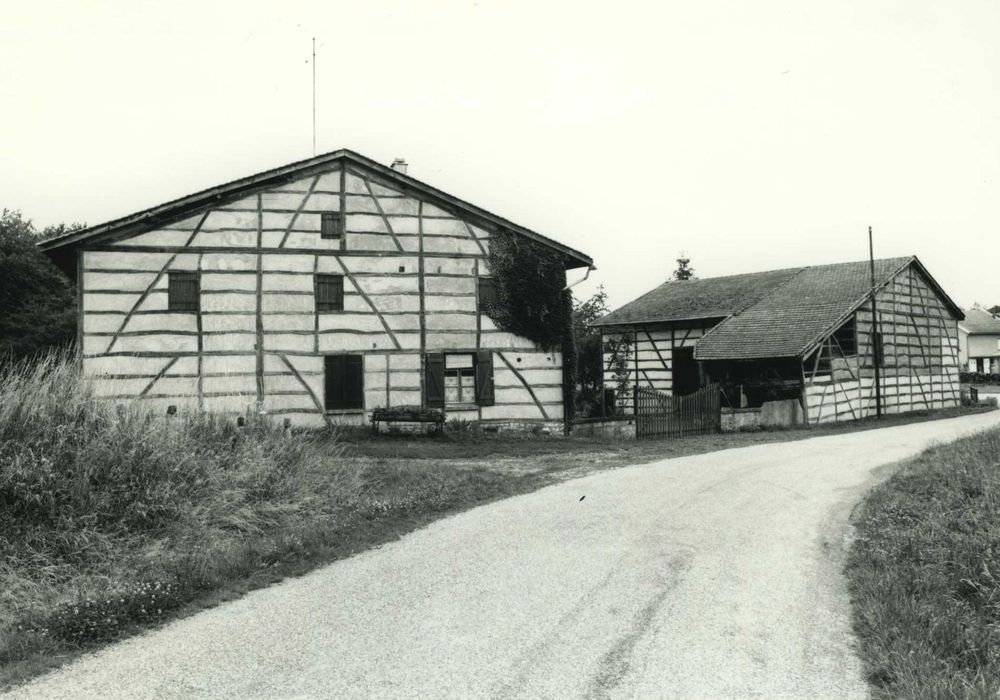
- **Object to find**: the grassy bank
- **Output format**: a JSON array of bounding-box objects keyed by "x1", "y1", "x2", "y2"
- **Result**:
[
  {"x1": 0, "y1": 354, "x2": 547, "y2": 687},
  {"x1": 847, "y1": 426, "x2": 1000, "y2": 698},
  {"x1": 1, "y1": 353, "x2": 993, "y2": 689}
]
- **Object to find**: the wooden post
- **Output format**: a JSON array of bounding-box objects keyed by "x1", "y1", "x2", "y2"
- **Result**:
[
  {"x1": 799, "y1": 359, "x2": 810, "y2": 426},
  {"x1": 869, "y1": 226, "x2": 883, "y2": 418},
  {"x1": 632, "y1": 326, "x2": 639, "y2": 419}
]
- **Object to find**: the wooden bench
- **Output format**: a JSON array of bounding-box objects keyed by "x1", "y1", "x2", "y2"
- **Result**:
[{"x1": 370, "y1": 406, "x2": 445, "y2": 435}]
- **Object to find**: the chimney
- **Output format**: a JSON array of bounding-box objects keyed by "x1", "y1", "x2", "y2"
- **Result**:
[{"x1": 390, "y1": 157, "x2": 408, "y2": 175}]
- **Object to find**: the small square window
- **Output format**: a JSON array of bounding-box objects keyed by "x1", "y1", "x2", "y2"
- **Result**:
[
  {"x1": 321, "y1": 212, "x2": 342, "y2": 239},
  {"x1": 315, "y1": 274, "x2": 344, "y2": 312},
  {"x1": 167, "y1": 272, "x2": 199, "y2": 312}
]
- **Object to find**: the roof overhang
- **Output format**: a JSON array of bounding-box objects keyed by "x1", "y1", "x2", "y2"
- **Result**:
[
  {"x1": 39, "y1": 149, "x2": 593, "y2": 270},
  {"x1": 591, "y1": 314, "x2": 729, "y2": 330}
]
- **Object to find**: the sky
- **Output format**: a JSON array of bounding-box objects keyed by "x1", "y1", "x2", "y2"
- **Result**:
[{"x1": 2, "y1": 0, "x2": 998, "y2": 310}]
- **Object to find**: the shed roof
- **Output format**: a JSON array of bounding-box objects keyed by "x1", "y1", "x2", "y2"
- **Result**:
[
  {"x1": 960, "y1": 308, "x2": 1000, "y2": 335},
  {"x1": 39, "y1": 149, "x2": 593, "y2": 270},
  {"x1": 596, "y1": 256, "x2": 963, "y2": 361}
]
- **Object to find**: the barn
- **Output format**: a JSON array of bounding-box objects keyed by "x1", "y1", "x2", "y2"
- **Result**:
[
  {"x1": 593, "y1": 257, "x2": 964, "y2": 425},
  {"x1": 40, "y1": 150, "x2": 593, "y2": 429}
]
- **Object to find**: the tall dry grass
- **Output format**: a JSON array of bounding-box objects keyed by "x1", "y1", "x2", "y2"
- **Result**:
[{"x1": 0, "y1": 351, "x2": 363, "y2": 667}]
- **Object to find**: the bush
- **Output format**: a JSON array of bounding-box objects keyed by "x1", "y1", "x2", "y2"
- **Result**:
[
  {"x1": 0, "y1": 210, "x2": 77, "y2": 363},
  {"x1": 961, "y1": 371, "x2": 1000, "y2": 386}
]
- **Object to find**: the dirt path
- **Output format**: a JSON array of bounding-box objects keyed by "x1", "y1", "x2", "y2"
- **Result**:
[{"x1": 10, "y1": 410, "x2": 1000, "y2": 699}]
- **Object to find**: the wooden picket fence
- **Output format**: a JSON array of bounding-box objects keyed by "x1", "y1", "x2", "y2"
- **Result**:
[{"x1": 635, "y1": 383, "x2": 722, "y2": 439}]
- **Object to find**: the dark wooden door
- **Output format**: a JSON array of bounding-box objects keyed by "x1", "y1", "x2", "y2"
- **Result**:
[{"x1": 672, "y1": 346, "x2": 699, "y2": 397}]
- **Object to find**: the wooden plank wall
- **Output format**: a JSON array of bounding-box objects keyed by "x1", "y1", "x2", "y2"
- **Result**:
[
  {"x1": 805, "y1": 264, "x2": 961, "y2": 423},
  {"x1": 599, "y1": 324, "x2": 709, "y2": 408},
  {"x1": 80, "y1": 165, "x2": 563, "y2": 427}
]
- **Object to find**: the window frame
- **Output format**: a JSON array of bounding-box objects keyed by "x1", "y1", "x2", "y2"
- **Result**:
[
  {"x1": 443, "y1": 354, "x2": 477, "y2": 407},
  {"x1": 425, "y1": 351, "x2": 494, "y2": 408},
  {"x1": 167, "y1": 271, "x2": 200, "y2": 313},
  {"x1": 315, "y1": 273, "x2": 345, "y2": 313}
]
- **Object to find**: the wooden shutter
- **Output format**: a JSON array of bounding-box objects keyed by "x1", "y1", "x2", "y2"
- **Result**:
[
  {"x1": 475, "y1": 350, "x2": 495, "y2": 406},
  {"x1": 325, "y1": 355, "x2": 364, "y2": 410},
  {"x1": 425, "y1": 353, "x2": 445, "y2": 408},
  {"x1": 321, "y1": 212, "x2": 342, "y2": 239},
  {"x1": 315, "y1": 274, "x2": 344, "y2": 312},
  {"x1": 478, "y1": 277, "x2": 497, "y2": 314},
  {"x1": 324, "y1": 355, "x2": 340, "y2": 410},
  {"x1": 333, "y1": 276, "x2": 344, "y2": 309},
  {"x1": 344, "y1": 355, "x2": 363, "y2": 408},
  {"x1": 168, "y1": 272, "x2": 199, "y2": 312}
]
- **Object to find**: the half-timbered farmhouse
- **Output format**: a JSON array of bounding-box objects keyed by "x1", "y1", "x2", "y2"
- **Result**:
[
  {"x1": 594, "y1": 257, "x2": 963, "y2": 425},
  {"x1": 40, "y1": 150, "x2": 593, "y2": 429}
]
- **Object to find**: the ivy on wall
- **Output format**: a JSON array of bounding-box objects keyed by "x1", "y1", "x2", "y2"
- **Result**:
[
  {"x1": 485, "y1": 229, "x2": 569, "y2": 350},
  {"x1": 485, "y1": 229, "x2": 576, "y2": 425}
]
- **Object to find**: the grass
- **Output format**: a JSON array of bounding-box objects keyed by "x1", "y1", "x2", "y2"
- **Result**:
[
  {"x1": 847, "y1": 426, "x2": 1000, "y2": 698},
  {"x1": 0, "y1": 352, "x2": 993, "y2": 690}
]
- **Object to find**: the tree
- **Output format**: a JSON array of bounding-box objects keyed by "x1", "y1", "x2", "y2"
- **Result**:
[
  {"x1": 572, "y1": 286, "x2": 610, "y2": 416},
  {"x1": 989, "y1": 305, "x2": 1000, "y2": 318},
  {"x1": 673, "y1": 253, "x2": 696, "y2": 281},
  {"x1": 0, "y1": 209, "x2": 79, "y2": 362}
]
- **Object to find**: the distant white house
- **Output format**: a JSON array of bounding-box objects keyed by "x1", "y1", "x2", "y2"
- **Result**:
[{"x1": 959, "y1": 308, "x2": 1000, "y2": 374}]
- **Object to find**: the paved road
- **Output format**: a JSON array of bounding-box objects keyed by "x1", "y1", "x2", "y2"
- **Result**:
[{"x1": 10, "y1": 411, "x2": 1000, "y2": 699}]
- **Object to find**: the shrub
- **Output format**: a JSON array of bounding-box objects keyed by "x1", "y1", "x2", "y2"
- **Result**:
[
  {"x1": 0, "y1": 210, "x2": 78, "y2": 363},
  {"x1": 445, "y1": 418, "x2": 479, "y2": 435}
]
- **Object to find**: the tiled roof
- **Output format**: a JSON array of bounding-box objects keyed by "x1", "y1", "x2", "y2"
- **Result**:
[
  {"x1": 592, "y1": 267, "x2": 804, "y2": 327},
  {"x1": 960, "y1": 308, "x2": 1000, "y2": 335},
  {"x1": 695, "y1": 257, "x2": 913, "y2": 360},
  {"x1": 39, "y1": 149, "x2": 593, "y2": 270},
  {"x1": 595, "y1": 256, "x2": 962, "y2": 360}
]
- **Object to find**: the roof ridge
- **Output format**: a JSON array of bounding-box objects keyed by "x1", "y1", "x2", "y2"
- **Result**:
[{"x1": 39, "y1": 149, "x2": 593, "y2": 268}]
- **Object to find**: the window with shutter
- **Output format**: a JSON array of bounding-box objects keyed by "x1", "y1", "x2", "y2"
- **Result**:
[
  {"x1": 167, "y1": 272, "x2": 200, "y2": 312},
  {"x1": 315, "y1": 274, "x2": 344, "y2": 312},
  {"x1": 425, "y1": 353, "x2": 445, "y2": 408},
  {"x1": 324, "y1": 355, "x2": 364, "y2": 410},
  {"x1": 478, "y1": 277, "x2": 498, "y2": 314},
  {"x1": 321, "y1": 212, "x2": 343, "y2": 239}
]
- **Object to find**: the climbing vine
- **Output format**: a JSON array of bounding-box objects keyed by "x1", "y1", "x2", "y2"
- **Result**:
[
  {"x1": 605, "y1": 334, "x2": 633, "y2": 414},
  {"x1": 485, "y1": 229, "x2": 576, "y2": 425},
  {"x1": 484, "y1": 229, "x2": 570, "y2": 351}
]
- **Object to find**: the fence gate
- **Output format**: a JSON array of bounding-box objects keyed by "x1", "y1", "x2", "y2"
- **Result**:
[{"x1": 635, "y1": 383, "x2": 722, "y2": 439}]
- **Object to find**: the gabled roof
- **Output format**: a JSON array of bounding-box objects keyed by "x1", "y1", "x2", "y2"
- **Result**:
[
  {"x1": 596, "y1": 256, "x2": 964, "y2": 361},
  {"x1": 960, "y1": 308, "x2": 1000, "y2": 335},
  {"x1": 592, "y1": 266, "x2": 804, "y2": 327},
  {"x1": 696, "y1": 257, "x2": 918, "y2": 360},
  {"x1": 39, "y1": 149, "x2": 593, "y2": 269}
]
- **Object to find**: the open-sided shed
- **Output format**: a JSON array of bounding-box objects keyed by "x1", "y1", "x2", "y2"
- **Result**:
[{"x1": 594, "y1": 256, "x2": 964, "y2": 425}]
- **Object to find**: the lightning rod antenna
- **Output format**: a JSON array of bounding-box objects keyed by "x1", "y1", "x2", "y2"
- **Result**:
[{"x1": 312, "y1": 37, "x2": 316, "y2": 156}]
